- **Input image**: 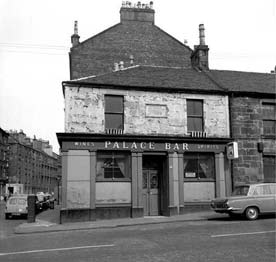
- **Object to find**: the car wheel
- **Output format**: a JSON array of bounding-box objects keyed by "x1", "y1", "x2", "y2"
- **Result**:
[
  {"x1": 245, "y1": 207, "x2": 259, "y2": 220},
  {"x1": 5, "y1": 213, "x2": 10, "y2": 219}
]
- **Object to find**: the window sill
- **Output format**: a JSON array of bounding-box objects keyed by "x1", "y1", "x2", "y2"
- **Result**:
[
  {"x1": 184, "y1": 178, "x2": 215, "y2": 182},
  {"x1": 96, "y1": 178, "x2": 131, "y2": 182},
  {"x1": 261, "y1": 135, "x2": 276, "y2": 139}
]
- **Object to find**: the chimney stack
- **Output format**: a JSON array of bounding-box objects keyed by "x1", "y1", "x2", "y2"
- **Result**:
[
  {"x1": 120, "y1": 1, "x2": 155, "y2": 24},
  {"x1": 71, "y1": 21, "x2": 80, "y2": 47},
  {"x1": 191, "y1": 24, "x2": 209, "y2": 70}
]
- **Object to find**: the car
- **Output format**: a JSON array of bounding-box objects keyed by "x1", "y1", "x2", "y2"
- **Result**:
[
  {"x1": 5, "y1": 194, "x2": 28, "y2": 219},
  {"x1": 210, "y1": 183, "x2": 276, "y2": 220}
]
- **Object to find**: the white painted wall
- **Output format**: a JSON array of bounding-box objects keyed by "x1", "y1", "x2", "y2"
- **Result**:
[
  {"x1": 96, "y1": 182, "x2": 131, "y2": 204},
  {"x1": 183, "y1": 182, "x2": 215, "y2": 202}
]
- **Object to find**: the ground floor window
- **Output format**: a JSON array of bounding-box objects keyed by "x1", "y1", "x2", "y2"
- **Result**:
[
  {"x1": 183, "y1": 153, "x2": 215, "y2": 181},
  {"x1": 96, "y1": 151, "x2": 130, "y2": 181},
  {"x1": 263, "y1": 155, "x2": 276, "y2": 182}
]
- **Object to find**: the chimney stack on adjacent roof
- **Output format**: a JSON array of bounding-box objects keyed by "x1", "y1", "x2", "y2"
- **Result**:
[
  {"x1": 120, "y1": 1, "x2": 155, "y2": 24},
  {"x1": 191, "y1": 24, "x2": 209, "y2": 70},
  {"x1": 71, "y1": 21, "x2": 80, "y2": 47}
]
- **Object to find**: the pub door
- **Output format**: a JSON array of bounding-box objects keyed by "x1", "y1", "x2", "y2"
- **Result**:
[{"x1": 142, "y1": 169, "x2": 159, "y2": 216}]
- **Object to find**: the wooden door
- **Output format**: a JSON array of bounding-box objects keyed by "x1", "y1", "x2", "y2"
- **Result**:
[{"x1": 143, "y1": 169, "x2": 159, "y2": 216}]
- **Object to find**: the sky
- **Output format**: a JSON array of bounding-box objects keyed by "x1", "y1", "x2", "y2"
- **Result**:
[{"x1": 0, "y1": 0, "x2": 275, "y2": 153}]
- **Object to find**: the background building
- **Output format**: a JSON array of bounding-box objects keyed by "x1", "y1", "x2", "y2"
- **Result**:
[
  {"x1": 0, "y1": 128, "x2": 9, "y2": 197},
  {"x1": 5, "y1": 130, "x2": 61, "y2": 196}
]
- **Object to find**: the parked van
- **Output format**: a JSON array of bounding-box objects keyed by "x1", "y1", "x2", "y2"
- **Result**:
[{"x1": 5, "y1": 194, "x2": 28, "y2": 219}]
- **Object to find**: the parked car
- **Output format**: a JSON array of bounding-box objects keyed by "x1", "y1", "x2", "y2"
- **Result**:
[
  {"x1": 210, "y1": 183, "x2": 276, "y2": 220},
  {"x1": 5, "y1": 194, "x2": 28, "y2": 219}
]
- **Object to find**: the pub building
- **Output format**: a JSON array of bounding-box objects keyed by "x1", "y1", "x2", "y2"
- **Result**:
[
  {"x1": 57, "y1": 65, "x2": 234, "y2": 222},
  {"x1": 57, "y1": 2, "x2": 237, "y2": 222}
]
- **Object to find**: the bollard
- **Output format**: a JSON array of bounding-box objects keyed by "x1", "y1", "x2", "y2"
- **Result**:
[{"x1": 27, "y1": 194, "x2": 36, "y2": 223}]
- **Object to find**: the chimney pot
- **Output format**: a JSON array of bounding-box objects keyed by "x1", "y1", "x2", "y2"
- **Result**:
[
  {"x1": 71, "y1": 20, "x2": 80, "y2": 47},
  {"x1": 199, "y1": 24, "x2": 205, "y2": 45},
  {"x1": 119, "y1": 61, "x2": 124, "y2": 70}
]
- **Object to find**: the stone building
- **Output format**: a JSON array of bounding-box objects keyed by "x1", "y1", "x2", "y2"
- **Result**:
[
  {"x1": 7, "y1": 130, "x2": 61, "y2": 195},
  {"x1": 57, "y1": 2, "x2": 275, "y2": 222},
  {"x1": 0, "y1": 128, "x2": 9, "y2": 197},
  {"x1": 57, "y1": 2, "x2": 234, "y2": 222}
]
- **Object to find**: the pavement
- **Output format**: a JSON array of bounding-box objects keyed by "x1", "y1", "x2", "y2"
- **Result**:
[{"x1": 14, "y1": 203, "x2": 228, "y2": 234}]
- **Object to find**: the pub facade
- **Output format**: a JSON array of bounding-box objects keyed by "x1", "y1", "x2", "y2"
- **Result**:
[{"x1": 57, "y1": 65, "x2": 233, "y2": 222}]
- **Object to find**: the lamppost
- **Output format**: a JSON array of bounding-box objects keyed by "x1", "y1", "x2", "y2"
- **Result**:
[{"x1": 57, "y1": 176, "x2": 61, "y2": 205}]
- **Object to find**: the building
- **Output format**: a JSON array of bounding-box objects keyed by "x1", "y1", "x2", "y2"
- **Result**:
[
  {"x1": 58, "y1": 2, "x2": 233, "y2": 223},
  {"x1": 7, "y1": 130, "x2": 61, "y2": 195},
  {"x1": 57, "y1": 2, "x2": 275, "y2": 223},
  {"x1": 206, "y1": 71, "x2": 276, "y2": 185},
  {"x1": 0, "y1": 128, "x2": 9, "y2": 198}
]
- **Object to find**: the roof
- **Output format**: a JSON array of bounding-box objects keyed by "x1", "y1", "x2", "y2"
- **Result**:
[
  {"x1": 63, "y1": 65, "x2": 227, "y2": 93},
  {"x1": 63, "y1": 65, "x2": 276, "y2": 95},
  {"x1": 207, "y1": 70, "x2": 276, "y2": 94}
]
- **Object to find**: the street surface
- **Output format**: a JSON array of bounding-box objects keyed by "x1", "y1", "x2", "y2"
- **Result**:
[{"x1": 0, "y1": 201, "x2": 275, "y2": 262}]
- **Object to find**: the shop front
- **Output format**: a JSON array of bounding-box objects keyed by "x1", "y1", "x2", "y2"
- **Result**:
[{"x1": 57, "y1": 133, "x2": 232, "y2": 223}]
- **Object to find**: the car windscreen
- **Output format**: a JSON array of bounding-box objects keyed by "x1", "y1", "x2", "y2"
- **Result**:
[
  {"x1": 17, "y1": 199, "x2": 27, "y2": 205},
  {"x1": 232, "y1": 186, "x2": 249, "y2": 196},
  {"x1": 8, "y1": 198, "x2": 17, "y2": 205}
]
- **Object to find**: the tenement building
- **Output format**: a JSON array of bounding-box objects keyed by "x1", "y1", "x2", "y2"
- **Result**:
[{"x1": 57, "y1": 2, "x2": 275, "y2": 222}]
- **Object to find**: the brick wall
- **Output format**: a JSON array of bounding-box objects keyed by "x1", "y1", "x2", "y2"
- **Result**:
[{"x1": 70, "y1": 22, "x2": 192, "y2": 79}]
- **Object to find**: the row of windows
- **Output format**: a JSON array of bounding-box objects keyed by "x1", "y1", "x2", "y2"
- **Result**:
[
  {"x1": 96, "y1": 152, "x2": 215, "y2": 181},
  {"x1": 105, "y1": 95, "x2": 204, "y2": 132},
  {"x1": 105, "y1": 96, "x2": 276, "y2": 136}
]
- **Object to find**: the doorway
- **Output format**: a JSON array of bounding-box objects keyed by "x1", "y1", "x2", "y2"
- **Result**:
[{"x1": 142, "y1": 155, "x2": 167, "y2": 216}]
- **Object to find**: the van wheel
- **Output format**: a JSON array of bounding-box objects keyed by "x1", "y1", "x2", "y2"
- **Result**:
[
  {"x1": 5, "y1": 213, "x2": 10, "y2": 219},
  {"x1": 245, "y1": 207, "x2": 259, "y2": 220}
]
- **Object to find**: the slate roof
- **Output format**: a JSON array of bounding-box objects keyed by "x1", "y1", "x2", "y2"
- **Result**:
[
  {"x1": 63, "y1": 66, "x2": 226, "y2": 93},
  {"x1": 63, "y1": 65, "x2": 276, "y2": 95},
  {"x1": 207, "y1": 70, "x2": 276, "y2": 94}
]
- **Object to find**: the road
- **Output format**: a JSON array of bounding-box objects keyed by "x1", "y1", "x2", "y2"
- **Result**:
[{"x1": 0, "y1": 210, "x2": 275, "y2": 262}]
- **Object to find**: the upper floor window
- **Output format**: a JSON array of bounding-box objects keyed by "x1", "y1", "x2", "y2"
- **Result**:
[
  {"x1": 187, "y1": 99, "x2": 203, "y2": 132},
  {"x1": 105, "y1": 95, "x2": 124, "y2": 130},
  {"x1": 262, "y1": 103, "x2": 276, "y2": 136}
]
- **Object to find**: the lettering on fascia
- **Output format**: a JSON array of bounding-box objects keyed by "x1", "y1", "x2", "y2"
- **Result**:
[
  {"x1": 165, "y1": 143, "x2": 189, "y2": 150},
  {"x1": 74, "y1": 142, "x2": 94, "y2": 146}
]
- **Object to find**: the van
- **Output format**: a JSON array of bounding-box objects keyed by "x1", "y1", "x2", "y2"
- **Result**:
[{"x1": 5, "y1": 194, "x2": 28, "y2": 219}]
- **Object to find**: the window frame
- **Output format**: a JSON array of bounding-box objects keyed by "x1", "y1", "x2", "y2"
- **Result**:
[
  {"x1": 262, "y1": 102, "x2": 276, "y2": 138},
  {"x1": 96, "y1": 151, "x2": 131, "y2": 182},
  {"x1": 183, "y1": 152, "x2": 215, "y2": 182},
  {"x1": 104, "y1": 95, "x2": 124, "y2": 131},
  {"x1": 186, "y1": 99, "x2": 204, "y2": 132}
]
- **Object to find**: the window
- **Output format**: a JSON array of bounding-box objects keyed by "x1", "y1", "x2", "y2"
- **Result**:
[
  {"x1": 262, "y1": 103, "x2": 276, "y2": 136},
  {"x1": 105, "y1": 95, "x2": 124, "y2": 130},
  {"x1": 263, "y1": 156, "x2": 276, "y2": 182},
  {"x1": 187, "y1": 99, "x2": 203, "y2": 132},
  {"x1": 96, "y1": 152, "x2": 130, "y2": 180},
  {"x1": 183, "y1": 153, "x2": 215, "y2": 180}
]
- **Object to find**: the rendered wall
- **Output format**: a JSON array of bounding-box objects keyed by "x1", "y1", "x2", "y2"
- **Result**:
[{"x1": 65, "y1": 87, "x2": 230, "y2": 138}]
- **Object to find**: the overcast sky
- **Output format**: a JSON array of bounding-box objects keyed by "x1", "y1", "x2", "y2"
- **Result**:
[{"x1": 0, "y1": 0, "x2": 275, "y2": 153}]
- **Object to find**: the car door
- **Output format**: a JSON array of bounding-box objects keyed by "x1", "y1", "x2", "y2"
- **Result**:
[{"x1": 257, "y1": 185, "x2": 275, "y2": 213}]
